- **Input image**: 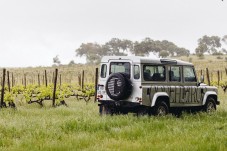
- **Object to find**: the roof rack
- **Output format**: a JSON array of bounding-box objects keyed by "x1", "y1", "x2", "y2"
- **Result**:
[{"x1": 160, "y1": 59, "x2": 177, "y2": 64}]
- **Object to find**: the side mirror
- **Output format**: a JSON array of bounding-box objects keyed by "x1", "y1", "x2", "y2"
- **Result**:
[{"x1": 200, "y1": 75, "x2": 204, "y2": 83}]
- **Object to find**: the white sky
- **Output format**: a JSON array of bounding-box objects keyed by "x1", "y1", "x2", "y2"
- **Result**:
[{"x1": 0, "y1": 0, "x2": 226, "y2": 67}]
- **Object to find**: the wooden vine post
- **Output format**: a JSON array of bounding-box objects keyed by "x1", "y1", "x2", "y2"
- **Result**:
[
  {"x1": 217, "y1": 70, "x2": 220, "y2": 86},
  {"x1": 59, "y1": 74, "x2": 62, "y2": 86},
  {"x1": 7, "y1": 71, "x2": 11, "y2": 92},
  {"x1": 52, "y1": 68, "x2": 58, "y2": 107},
  {"x1": 82, "y1": 70, "x2": 84, "y2": 90},
  {"x1": 24, "y1": 74, "x2": 27, "y2": 88},
  {"x1": 45, "y1": 70, "x2": 48, "y2": 87},
  {"x1": 1, "y1": 69, "x2": 6, "y2": 107},
  {"x1": 94, "y1": 68, "x2": 98, "y2": 102},
  {"x1": 78, "y1": 75, "x2": 81, "y2": 87},
  {"x1": 52, "y1": 72, "x2": 55, "y2": 83},
  {"x1": 38, "y1": 73, "x2": 40, "y2": 87},
  {"x1": 11, "y1": 73, "x2": 14, "y2": 87},
  {"x1": 220, "y1": 71, "x2": 222, "y2": 80},
  {"x1": 206, "y1": 68, "x2": 210, "y2": 86},
  {"x1": 42, "y1": 75, "x2": 45, "y2": 85}
]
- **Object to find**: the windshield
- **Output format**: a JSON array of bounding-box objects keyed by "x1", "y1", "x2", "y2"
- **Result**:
[{"x1": 110, "y1": 62, "x2": 131, "y2": 76}]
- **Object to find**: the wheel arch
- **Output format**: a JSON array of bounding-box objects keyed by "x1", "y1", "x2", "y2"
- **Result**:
[
  {"x1": 202, "y1": 91, "x2": 217, "y2": 105},
  {"x1": 151, "y1": 92, "x2": 169, "y2": 107}
]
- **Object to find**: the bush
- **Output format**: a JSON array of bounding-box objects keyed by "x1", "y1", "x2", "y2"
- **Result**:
[
  {"x1": 212, "y1": 52, "x2": 223, "y2": 55},
  {"x1": 216, "y1": 56, "x2": 223, "y2": 59},
  {"x1": 198, "y1": 55, "x2": 204, "y2": 60}
]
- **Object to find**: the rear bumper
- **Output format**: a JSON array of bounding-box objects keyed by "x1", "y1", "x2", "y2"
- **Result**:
[{"x1": 98, "y1": 100, "x2": 140, "y2": 107}]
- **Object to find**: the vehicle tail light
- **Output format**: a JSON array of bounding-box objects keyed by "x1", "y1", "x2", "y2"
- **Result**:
[{"x1": 97, "y1": 95, "x2": 103, "y2": 99}]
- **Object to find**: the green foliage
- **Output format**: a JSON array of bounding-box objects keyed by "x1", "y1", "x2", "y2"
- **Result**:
[
  {"x1": 4, "y1": 91, "x2": 14, "y2": 103},
  {"x1": 36, "y1": 85, "x2": 53, "y2": 100},
  {"x1": 11, "y1": 85, "x2": 24, "y2": 95}
]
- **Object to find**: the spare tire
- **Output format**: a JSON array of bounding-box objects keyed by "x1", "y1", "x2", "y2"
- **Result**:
[{"x1": 106, "y1": 73, "x2": 132, "y2": 101}]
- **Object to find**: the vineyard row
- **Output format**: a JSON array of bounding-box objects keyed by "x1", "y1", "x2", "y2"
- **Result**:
[{"x1": 0, "y1": 68, "x2": 99, "y2": 108}]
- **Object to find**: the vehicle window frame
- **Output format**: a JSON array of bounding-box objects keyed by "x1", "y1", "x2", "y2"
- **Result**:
[
  {"x1": 183, "y1": 66, "x2": 197, "y2": 83},
  {"x1": 169, "y1": 65, "x2": 182, "y2": 82},
  {"x1": 133, "y1": 65, "x2": 140, "y2": 80},
  {"x1": 143, "y1": 64, "x2": 166, "y2": 82},
  {"x1": 109, "y1": 62, "x2": 131, "y2": 78},
  {"x1": 100, "y1": 64, "x2": 107, "y2": 78}
]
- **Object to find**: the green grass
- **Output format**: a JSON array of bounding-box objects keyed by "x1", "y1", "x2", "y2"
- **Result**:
[{"x1": 0, "y1": 94, "x2": 227, "y2": 151}]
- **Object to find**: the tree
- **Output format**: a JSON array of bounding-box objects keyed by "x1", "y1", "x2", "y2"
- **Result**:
[
  {"x1": 195, "y1": 43, "x2": 207, "y2": 57},
  {"x1": 131, "y1": 38, "x2": 161, "y2": 56},
  {"x1": 159, "y1": 50, "x2": 169, "y2": 58},
  {"x1": 131, "y1": 38, "x2": 189, "y2": 57},
  {"x1": 222, "y1": 35, "x2": 227, "y2": 44},
  {"x1": 75, "y1": 43, "x2": 104, "y2": 64},
  {"x1": 75, "y1": 37, "x2": 190, "y2": 63},
  {"x1": 104, "y1": 38, "x2": 133, "y2": 56},
  {"x1": 195, "y1": 35, "x2": 222, "y2": 55},
  {"x1": 75, "y1": 39, "x2": 134, "y2": 64},
  {"x1": 53, "y1": 55, "x2": 61, "y2": 66},
  {"x1": 68, "y1": 60, "x2": 75, "y2": 66}
]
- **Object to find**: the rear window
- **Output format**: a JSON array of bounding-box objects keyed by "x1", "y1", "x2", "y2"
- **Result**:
[{"x1": 110, "y1": 62, "x2": 130, "y2": 76}]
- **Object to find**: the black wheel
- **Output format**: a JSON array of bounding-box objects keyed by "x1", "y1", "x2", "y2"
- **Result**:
[
  {"x1": 99, "y1": 104, "x2": 109, "y2": 115},
  {"x1": 203, "y1": 97, "x2": 216, "y2": 113},
  {"x1": 99, "y1": 104, "x2": 116, "y2": 115},
  {"x1": 153, "y1": 101, "x2": 169, "y2": 116},
  {"x1": 105, "y1": 73, "x2": 132, "y2": 101}
]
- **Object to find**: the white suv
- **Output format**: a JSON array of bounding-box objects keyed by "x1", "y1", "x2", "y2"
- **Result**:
[{"x1": 97, "y1": 56, "x2": 220, "y2": 115}]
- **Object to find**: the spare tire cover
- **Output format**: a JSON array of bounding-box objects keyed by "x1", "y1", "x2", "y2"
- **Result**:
[{"x1": 106, "y1": 73, "x2": 132, "y2": 100}]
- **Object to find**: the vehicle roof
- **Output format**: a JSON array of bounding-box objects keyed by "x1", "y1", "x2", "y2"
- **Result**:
[{"x1": 101, "y1": 56, "x2": 193, "y2": 66}]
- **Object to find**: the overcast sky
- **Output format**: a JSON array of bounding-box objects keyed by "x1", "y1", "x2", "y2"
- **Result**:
[{"x1": 0, "y1": 0, "x2": 226, "y2": 67}]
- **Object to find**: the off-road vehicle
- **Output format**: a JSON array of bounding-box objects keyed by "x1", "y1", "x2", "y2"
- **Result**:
[{"x1": 97, "y1": 56, "x2": 220, "y2": 115}]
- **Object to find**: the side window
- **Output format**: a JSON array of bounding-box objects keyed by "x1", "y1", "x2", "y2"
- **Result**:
[
  {"x1": 143, "y1": 65, "x2": 166, "y2": 81},
  {"x1": 169, "y1": 66, "x2": 181, "y2": 82},
  {"x1": 101, "y1": 64, "x2": 107, "y2": 78},
  {"x1": 134, "y1": 65, "x2": 140, "y2": 79},
  {"x1": 183, "y1": 66, "x2": 196, "y2": 82}
]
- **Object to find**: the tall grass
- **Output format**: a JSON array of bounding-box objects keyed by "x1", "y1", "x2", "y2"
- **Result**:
[{"x1": 0, "y1": 95, "x2": 226, "y2": 151}]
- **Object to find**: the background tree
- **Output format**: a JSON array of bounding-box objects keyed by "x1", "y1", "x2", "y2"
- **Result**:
[
  {"x1": 195, "y1": 35, "x2": 222, "y2": 56},
  {"x1": 195, "y1": 44, "x2": 207, "y2": 57},
  {"x1": 131, "y1": 38, "x2": 156, "y2": 56},
  {"x1": 222, "y1": 35, "x2": 227, "y2": 45},
  {"x1": 131, "y1": 38, "x2": 189, "y2": 57},
  {"x1": 75, "y1": 37, "x2": 190, "y2": 63},
  {"x1": 68, "y1": 60, "x2": 75, "y2": 66},
  {"x1": 53, "y1": 55, "x2": 61, "y2": 66},
  {"x1": 75, "y1": 43, "x2": 104, "y2": 64},
  {"x1": 104, "y1": 38, "x2": 133, "y2": 56},
  {"x1": 159, "y1": 50, "x2": 169, "y2": 58}
]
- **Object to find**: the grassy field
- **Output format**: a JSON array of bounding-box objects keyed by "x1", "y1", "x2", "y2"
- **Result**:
[
  {"x1": 0, "y1": 89, "x2": 226, "y2": 151},
  {"x1": 0, "y1": 55, "x2": 227, "y2": 151}
]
